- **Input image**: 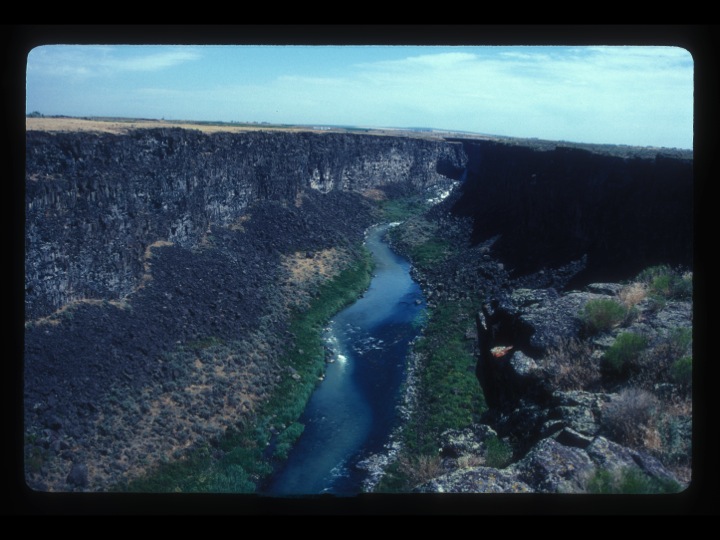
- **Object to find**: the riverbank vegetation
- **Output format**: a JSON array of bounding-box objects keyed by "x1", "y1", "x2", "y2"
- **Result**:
[
  {"x1": 119, "y1": 247, "x2": 374, "y2": 493},
  {"x1": 375, "y1": 294, "x2": 515, "y2": 491}
]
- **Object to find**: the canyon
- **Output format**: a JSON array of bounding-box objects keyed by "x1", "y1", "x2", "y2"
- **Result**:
[{"x1": 23, "y1": 119, "x2": 693, "y2": 498}]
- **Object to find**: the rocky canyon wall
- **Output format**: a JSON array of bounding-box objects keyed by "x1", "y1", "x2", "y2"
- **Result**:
[
  {"x1": 25, "y1": 128, "x2": 466, "y2": 320},
  {"x1": 450, "y1": 140, "x2": 693, "y2": 285}
]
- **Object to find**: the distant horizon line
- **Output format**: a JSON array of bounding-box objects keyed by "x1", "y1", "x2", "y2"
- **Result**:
[{"x1": 25, "y1": 113, "x2": 694, "y2": 153}]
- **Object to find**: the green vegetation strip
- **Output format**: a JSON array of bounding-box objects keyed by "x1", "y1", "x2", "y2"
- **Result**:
[
  {"x1": 408, "y1": 299, "x2": 487, "y2": 454},
  {"x1": 377, "y1": 298, "x2": 489, "y2": 492},
  {"x1": 377, "y1": 197, "x2": 431, "y2": 223},
  {"x1": 120, "y1": 247, "x2": 374, "y2": 493}
]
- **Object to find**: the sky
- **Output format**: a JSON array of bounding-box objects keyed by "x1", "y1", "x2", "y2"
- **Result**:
[{"x1": 26, "y1": 44, "x2": 694, "y2": 149}]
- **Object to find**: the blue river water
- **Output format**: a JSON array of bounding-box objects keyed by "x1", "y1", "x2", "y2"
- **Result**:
[{"x1": 264, "y1": 223, "x2": 426, "y2": 496}]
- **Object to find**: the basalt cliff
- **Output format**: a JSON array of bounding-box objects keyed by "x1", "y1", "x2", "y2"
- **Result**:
[{"x1": 23, "y1": 123, "x2": 693, "y2": 497}]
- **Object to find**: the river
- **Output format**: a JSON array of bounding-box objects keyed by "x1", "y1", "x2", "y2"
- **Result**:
[{"x1": 264, "y1": 223, "x2": 425, "y2": 496}]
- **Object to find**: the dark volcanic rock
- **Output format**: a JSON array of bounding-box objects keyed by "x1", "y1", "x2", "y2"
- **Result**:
[
  {"x1": 26, "y1": 128, "x2": 466, "y2": 319},
  {"x1": 414, "y1": 466, "x2": 532, "y2": 493},
  {"x1": 510, "y1": 437, "x2": 596, "y2": 493},
  {"x1": 66, "y1": 463, "x2": 89, "y2": 488},
  {"x1": 439, "y1": 423, "x2": 498, "y2": 458},
  {"x1": 451, "y1": 140, "x2": 693, "y2": 284}
]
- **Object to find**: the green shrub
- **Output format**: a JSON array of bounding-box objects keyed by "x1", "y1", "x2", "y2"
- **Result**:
[
  {"x1": 207, "y1": 464, "x2": 255, "y2": 493},
  {"x1": 637, "y1": 265, "x2": 692, "y2": 300},
  {"x1": 603, "y1": 332, "x2": 649, "y2": 375},
  {"x1": 658, "y1": 414, "x2": 692, "y2": 468},
  {"x1": 273, "y1": 422, "x2": 305, "y2": 460},
  {"x1": 668, "y1": 327, "x2": 692, "y2": 356},
  {"x1": 671, "y1": 356, "x2": 692, "y2": 389},
  {"x1": 484, "y1": 435, "x2": 513, "y2": 468},
  {"x1": 402, "y1": 299, "x2": 486, "y2": 456},
  {"x1": 582, "y1": 299, "x2": 627, "y2": 334},
  {"x1": 409, "y1": 239, "x2": 452, "y2": 270},
  {"x1": 586, "y1": 467, "x2": 681, "y2": 494},
  {"x1": 629, "y1": 326, "x2": 693, "y2": 389},
  {"x1": 378, "y1": 197, "x2": 429, "y2": 222}
]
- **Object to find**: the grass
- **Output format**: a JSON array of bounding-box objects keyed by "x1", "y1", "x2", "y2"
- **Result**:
[
  {"x1": 603, "y1": 332, "x2": 649, "y2": 376},
  {"x1": 408, "y1": 299, "x2": 487, "y2": 454},
  {"x1": 601, "y1": 387, "x2": 658, "y2": 448},
  {"x1": 376, "y1": 298, "x2": 487, "y2": 492},
  {"x1": 542, "y1": 338, "x2": 600, "y2": 391},
  {"x1": 407, "y1": 239, "x2": 453, "y2": 271},
  {"x1": 119, "y1": 247, "x2": 374, "y2": 493},
  {"x1": 581, "y1": 298, "x2": 628, "y2": 334},
  {"x1": 637, "y1": 265, "x2": 692, "y2": 301},
  {"x1": 586, "y1": 467, "x2": 682, "y2": 494},
  {"x1": 377, "y1": 196, "x2": 431, "y2": 223},
  {"x1": 273, "y1": 422, "x2": 305, "y2": 461},
  {"x1": 484, "y1": 435, "x2": 513, "y2": 468}
]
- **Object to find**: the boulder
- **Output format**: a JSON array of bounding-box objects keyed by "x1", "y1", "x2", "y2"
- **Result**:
[
  {"x1": 585, "y1": 436, "x2": 679, "y2": 485},
  {"x1": 439, "y1": 424, "x2": 498, "y2": 458},
  {"x1": 414, "y1": 466, "x2": 532, "y2": 493},
  {"x1": 509, "y1": 437, "x2": 596, "y2": 493}
]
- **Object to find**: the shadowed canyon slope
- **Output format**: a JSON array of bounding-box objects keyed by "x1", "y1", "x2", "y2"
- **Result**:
[{"x1": 23, "y1": 124, "x2": 693, "y2": 493}]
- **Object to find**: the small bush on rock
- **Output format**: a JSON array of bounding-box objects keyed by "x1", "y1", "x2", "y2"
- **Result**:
[
  {"x1": 603, "y1": 332, "x2": 648, "y2": 376},
  {"x1": 637, "y1": 265, "x2": 692, "y2": 301},
  {"x1": 543, "y1": 338, "x2": 600, "y2": 391},
  {"x1": 582, "y1": 299, "x2": 627, "y2": 334},
  {"x1": 671, "y1": 356, "x2": 692, "y2": 391},
  {"x1": 601, "y1": 387, "x2": 658, "y2": 448},
  {"x1": 484, "y1": 435, "x2": 513, "y2": 468},
  {"x1": 617, "y1": 282, "x2": 648, "y2": 309},
  {"x1": 629, "y1": 327, "x2": 692, "y2": 390},
  {"x1": 397, "y1": 453, "x2": 444, "y2": 488}
]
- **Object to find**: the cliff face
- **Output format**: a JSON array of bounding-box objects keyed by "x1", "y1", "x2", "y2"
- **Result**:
[
  {"x1": 26, "y1": 128, "x2": 465, "y2": 320},
  {"x1": 450, "y1": 140, "x2": 693, "y2": 284},
  {"x1": 23, "y1": 126, "x2": 466, "y2": 492}
]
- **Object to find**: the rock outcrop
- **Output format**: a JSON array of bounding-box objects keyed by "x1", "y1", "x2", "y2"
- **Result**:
[{"x1": 412, "y1": 280, "x2": 692, "y2": 494}]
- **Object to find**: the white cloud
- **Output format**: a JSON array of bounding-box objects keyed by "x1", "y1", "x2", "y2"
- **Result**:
[
  {"x1": 110, "y1": 50, "x2": 201, "y2": 72},
  {"x1": 27, "y1": 45, "x2": 202, "y2": 78}
]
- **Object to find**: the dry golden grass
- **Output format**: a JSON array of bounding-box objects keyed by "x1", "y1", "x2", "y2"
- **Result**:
[
  {"x1": 360, "y1": 188, "x2": 387, "y2": 201},
  {"x1": 26, "y1": 117, "x2": 310, "y2": 135},
  {"x1": 279, "y1": 247, "x2": 353, "y2": 310},
  {"x1": 27, "y1": 297, "x2": 131, "y2": 327},
  {"x1": 26, "y1": 116, "x2": 480, "y2": 140},
  {"x1": 397, "y1": 453, "x2": 444, "y2": 487},
  {"x1": 542, "y1": 338, "x2": 599, "y2": 391},
  {"x1": 456, "y1": 454, "x2": 485, "y2": 469},
  {"x1": 618, "y1": 282, "x2": 648, "y2": 308}
]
